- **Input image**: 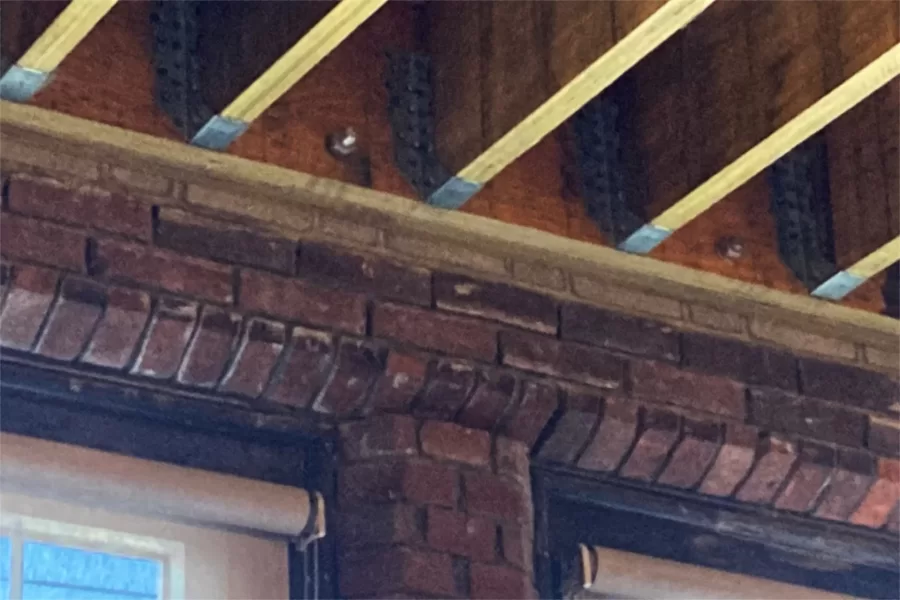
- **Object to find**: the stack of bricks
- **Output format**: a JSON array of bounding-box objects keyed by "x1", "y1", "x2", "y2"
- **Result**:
[{"x1": 1, "y1": 161, "x2": 899, "y2": 597}]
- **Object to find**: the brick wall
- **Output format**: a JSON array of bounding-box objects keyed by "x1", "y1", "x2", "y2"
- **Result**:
[{"x1": 1, "y1": 158, "x2": 899, "y2": 596}]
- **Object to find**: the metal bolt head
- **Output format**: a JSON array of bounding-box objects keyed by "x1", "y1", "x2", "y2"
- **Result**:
[
  {"x1": 327, "y1": 127, "x2": 358, "y2": 157},
  {"x1": 716, "y1": 236, "x2": 745, "y2": 260}
]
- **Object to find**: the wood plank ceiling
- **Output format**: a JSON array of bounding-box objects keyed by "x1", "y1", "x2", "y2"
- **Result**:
[{"x1": 1, "y1": 0, "x2": 897, "y2": 315}]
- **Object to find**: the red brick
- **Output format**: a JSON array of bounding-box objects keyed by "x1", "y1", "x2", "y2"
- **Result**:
[
  {"x1": 218, "y1": 318, "x2": 286, "y2": 397},
  {"x1": 338, "y1": 503, "x2": 422, "y2": 548},
  {"x1": 699, "y1": 423, "x2": 759, "y2": 497},
  {"x1": 0, "y1": 264, "x2": 57, "y2": 350},
  {"x1": 868, "y1": 416, "x2": 900, "y2": 457},
  {"x1": 457, "y1": 372, "x2": 518, "y2": 431},
  {"x1": 886, "y1": 504, "x2": 900, "y2": 533},
  {"x1": 657, "y1": 419, "x2": 721, "y2": 489},
  {"x1": 313, "y1": 340, "x2": 385, "y2": 417},
  {"x1": 502, "y1": 381, "x2": 559, "y2": 448},
  {"x1": 577, "y1": 396, "x2": 638, "y2": 473},
  {"x1": 299, "y1": 243, "x2": 431, "y2": 306},
  {"x1": 339, "y1": 461, "x2": 458, "y2": 508},
  {"x1": 800, "y1": 359, "x2": 899, "y2": 415},
  {"x1": 130, "y1": 297, "x2": 198, "y2": 379},
  {"x1": 8, "y1": 176, "x2": 152, "y2": 240},
  {"x1": 815, "y1": 448, "x2": 877, "y2": 521},
  {"x1": 500, "y1": 523, "x2": 533, "y2": 570},
  {"x1": 176, "y1": 307, "x2": 240, "y2": 387},
  {"x1": 263, "y1": 326, "x2": 334, "y2": 408},
  {"x1": 495, "y1": 437, "x2": 530, "y2": 483},
  {"x1": 620, "y1": 408, "x2": 680, "y2": 482},
  {"x1": 501, "y1": 330, "x2": 624, "y2": 390},
  {"x1": 341, "y1": 547, "x2": 457, "y2": 598},
  {"x1": 93, "y1": 239, "x2": 232, "y2": 304},
  {"x1": 374, "y1": 302, "x2": 499, "y2": 361},
  {"x1": 735, "y1": 435, "x2": 797, "y2": 504},
  {"x1": 470, "y1": 563, "x2": 535, "y2": 600},
  {"x1": 369, "y1": 351, "x2": 428, "y2": 413},
  {"x1": 414, "y1": 360, "x2": 476, "y2": 420},
  {"x1": 35, "y1": 277, "x2": 105, "y2": 360},
  {"x1": 464, "y1": 472, "x2": 529, "y2": 522},
  {"x1": 774, "y1": 442, "x2": 834, "y2": 513},
  {"x1": 631, "y1": 360, "x2": 745, "y2": 419},
  {"x1": 0, "y1": 262, "x2": 11, "y2": 309},
  {"x1": 850, "y1": 458, "x2": 900, "y2": 528},
  {"x1": 241, "y1": 269, "x2": 365, "y2": 334},
  {"x1": 434, "y1": 272, "x2": 557, "y2": 334},
  {"x1": 561, "y1": 303, "x2": 679, "y2": 361},
  {"x1": 1, "y1": 213, "x2": 86, "y2": 271},
  {"x1": 81, "y1": 287, "x2": 150, "y2": 369},
  {"x1": 427, "y1": 506, "x2": 496, "y2": 561},
  {"x1": 748, "y1": 388, "x2": 865, "y2": 447},
  {"x1": 156, "y1": 208, "x2": 295, "y2": 273},
  {"x1": 682, "y1": 333, "x2": 797, "y2": 390},
  {"x1": 340, "y1": 414, "x2": 418, "y2": 461},
  {"x1": 421, "y1": 421, "x2": 491, "y2": 467},
  {"x1": 538, "y1": 392, "x2": 601, "y2": 464}
]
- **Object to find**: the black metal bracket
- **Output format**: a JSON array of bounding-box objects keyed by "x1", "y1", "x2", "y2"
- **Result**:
[
  {"x1": 150, "y1": 0, "x2": 212, "y2": 140},
  {"x1": 570, "y1": 87, "x2": 646, "y2": 245},
  {"x1": 385, "y1": 51, "x2": 452, "y2": 200},
  {"x1": 883, "y1": 261, "x2": 899, "y2": 319},
  {"x1": 768, "y1": 136, "x2": 837, "y2": 290}
]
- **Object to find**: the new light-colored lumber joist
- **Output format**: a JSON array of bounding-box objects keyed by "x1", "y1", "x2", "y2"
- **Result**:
[
  {"x1": 813, "y1": 238, "x2": 900, "y2": 300},
  {"x1": 189, "y1": 0, "x2": 386, "y2": 150},
  {"x1": 0, "y1": 0, "x2": 116, "y2": 102},
  {"x1": 420, "y1": 0, "x2": 714, "y2": 209},
  {"x1": 618, "y1": 1, "x2": 900, "y2": 254}
]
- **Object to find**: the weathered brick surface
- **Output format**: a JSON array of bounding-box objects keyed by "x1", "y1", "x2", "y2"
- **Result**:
[
  {"x1": 687, "y1": 304, "x2": 746, "y2": 334},
  {"x1": 300, "y1": 243, "x2": 431, "y2": 306},
  {"x1": 176, "y1": 307, "x2": 239, "y2": 387},
  {"x1": 240, "y1": 269, "x2": 365, "y2": 334},
  {"x1": 421, "y1": 421, "x2": 491, "y2": 467},
  {"x1": 312, "y1": 340, "x2": 384, "y2": 416},
  {"x1": 501, "y1": 330, "x2": 624, "y2": 390},
  {"x1": 131, "y1": 297, "x2": 198, "y2": 379},
  {"x1": 414, "y1": 360, "x2": 476, "y2": 420},
  {"x1": 815, "y1": 448, "x2": 877, "y2": 521},
  {"x1": 81, "y1": 287, "x2": 150, "y2": 368},
  {"x1": 495, "y1": 437, "x2": 529, "y2": 483},
  {"x1": 338, "y1": 503, "x2": 421, "y2": 548},
  {"x1": 218, "y1": 318, "x2": 285, "y2": 397},
  {"x1": 537, "y1": 392, "x2": 601, "y2": 464},
  {"x1": 502, "y1": 381, "x2": 559, "y2": 448},
  {"x1": 157, "y1": 208, "x2": 295, "y2": 273},
  {"x1": 369, "y1": 350, "x2": 428, "y2": 413},
  {"x1": 735, "y1": 435, "x2": 797, "y2": 504},
  {"x1": 773, "y1": 442, "x2": 834, "y2": 513},
  {"x1": 631, "y1": 360, "x2": 745, "y2": 419},
  {"x1": 850, "y1": 458, "x2": 900, "y2": 528},
  {"x1": 9, "y1": 176, "x2": 151, "y2": 240},
  {"x1": 1, "y1": 213, "x2": 86, "y2": 271},
  {"x1": 499, "y1": 522, "x2": 533, "y2": 570},
  {"x1": 94, "y1": 239, "x2": 233, "y2": 304},
  {"x1": 35, "y1": 277, "x2": 105, "y2": 360},
  {"x1": 470, "y1": 563, "x2": 535, "y2": 600},
  {"x1": 457, "y1": 372, "x2": 518, "y2": 431},
  {"x1": 619, "y1": 408, "x2": 680, "y2": 482},
  {"x1": 338, "y1": 461, "x2": 459, "y2": 508},
  {"x1": 341, "y1": 547, "x2": 457, "y2": 598},
  {"x1": 374, "y1": 302, "x2": 499, "y2": 361},
  {"x1": 435, "y1": 272, "x2": 557, "y2": 334},
  {"x1": 0, "y1": 264, "x2": 58, "y2": 350},
  {"x1": 698, "y1": 423, "x2": 758, "y2": 497},
  {"x1": 426, "y1": 506, "x2": 496, "y2": 561},
  {"x1": 750, "y1": 317, "x2": 857, "y2": 360},
  {"x1": 748, "y1": 388, "x2": 866, "y2": 447},
  {"x1": 657, "y1": 419, "x2": 721, "y2": 489},
  {"x1": 562, "y1": 304, "x2": 679, "y2": 361},
  {"x1": 682, "y1": 333, "x2": 797, "y2": 390},
  {"x1": 577, "y1": 396, "x2": 638, "y2": 473},
  {"x1": 340, "y1": 414, "x2": 418, "y2": 461},
  {"x1": 264, "y1": 326, "x2": 334, "y2": 408},
  {"x1": 800, "y1": 359, "x2": 899, "y2": 415},
  {"x1": 868, "y1": 416, "x2": 900, "y2": 458}
]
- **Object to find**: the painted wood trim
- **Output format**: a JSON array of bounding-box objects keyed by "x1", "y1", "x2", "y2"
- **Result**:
[
  {"x1": 2, "y1": 100, "x2": 897, "y2": 344},
  {"x1": 455, "y1": 0, "x2": 715, "y2": 185},
  {"x1": 651, "y1": 44, "x2": 900, "y2": 233},
  {"x1": 16, "y1": 0, "x2": 117, "y2": 73},
  {"x1": 813, "y1": 237, "x2": 900, "y2": 300},
  {"x1": 218, "y1": 0, "x2": 386, "y2": 124}
]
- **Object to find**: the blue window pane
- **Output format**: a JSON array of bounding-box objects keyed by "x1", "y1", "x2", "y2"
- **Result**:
[
  {"x1": 0, "y1": 536, "x2": 9, "y2": 600},
  {"x1": 23, "y1": 583, "x2": 156, "y2": 600},
  {"x1": 23, "y1": 542, "x2": 159, "y2": 599}
]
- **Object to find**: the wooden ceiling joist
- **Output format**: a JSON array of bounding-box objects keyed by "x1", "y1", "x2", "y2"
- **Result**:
[
  {"x1": 616, "y1": 1, "x2": 900, "y2": 255},
  {"x1": 813, "y1": 238, "x2": 900, "y2": 300},
  {"x1": 415, "y1": 0, "x2": 713, "y2": 209},
  {"x1": 153, "y1": 0, "x2": 385, "y2": 150},
  {"x1": 0, "y1": 0, "x2": 116, "y2": 102}
]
